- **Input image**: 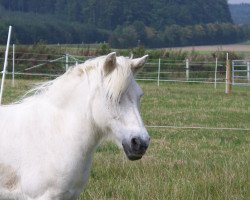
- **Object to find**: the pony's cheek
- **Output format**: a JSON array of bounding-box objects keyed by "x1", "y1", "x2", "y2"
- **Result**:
[
  {"x1": 107, "y1": 123, "x2": 123, "y2": 146},
  {"x1": 91, "y1": 98, "x2": 108, "y2": 128}
]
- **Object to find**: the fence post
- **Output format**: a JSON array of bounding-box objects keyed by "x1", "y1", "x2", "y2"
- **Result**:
[
  {"x1": 232, "y1": 60, "x2": 235, "y2": 86},
  {"x1": 225, "y1": 53, "x2": 232, "y2": 94},
  {"x1": 0, "y1": 26, "x2": 12, "y2": 105},
  {"x1": 157, "y1": 58, "x2": 161, "y2": 86},
  {"x1": 247, "y1": 61, "x2": 250, "y2": 83},
  {"x1": 65, "y1": 53, "x2": 69, "y2": 71},
  {"x1": 12, "y1": 44, "x2": 15, "y2": 87},
  {"x1": 186, "y1": 58, "x2": 189, "y2": 81},
  {"x1": 214, "y1": 57, "x2": 218, "y2": 89}
]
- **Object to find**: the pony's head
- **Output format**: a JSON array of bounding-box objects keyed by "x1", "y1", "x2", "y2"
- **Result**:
[{"x1": 90, "y1": 52, "x2": 150, "y2": 160}]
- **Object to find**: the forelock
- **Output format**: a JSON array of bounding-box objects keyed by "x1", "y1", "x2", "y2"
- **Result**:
[{"x1": 104, "y1": 56, "x2": 133, "y2": 103}]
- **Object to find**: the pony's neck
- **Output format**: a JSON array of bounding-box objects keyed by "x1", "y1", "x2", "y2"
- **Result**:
[
  {"x1": 43, "y1": 67, "x2": 86, "y2": 108},
  {"x1": 20, "y1": 65, "x2": 107, "y2": 163},
  {"x1": 42, "y1": 66, "x2": 103, "y2": 152}
]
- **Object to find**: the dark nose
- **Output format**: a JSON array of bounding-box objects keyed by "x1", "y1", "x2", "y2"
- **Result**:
[{"x1": 131, "y1": 136, "x2": 149, "y2": 153}]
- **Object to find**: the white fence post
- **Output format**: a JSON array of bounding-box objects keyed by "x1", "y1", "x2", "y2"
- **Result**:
[
  {"x1": 12, "y1": 44, "x2": 15, "y2": 87},
  {"x1": 65, "y1": 53, "x2": 69, "y2": 71},
  {"x1": 247, "y1": 61, "x2": 250, "y2": 83},
  {"x1": 186, "y1": 59, "x2": 189, "y2": 81},
  {"x1": 157, "y1": 58, "x2": 161, "y2": 86},
  {"x1": 0, "y1": 26, "x2": 12, "y2": 105},
  {"x1": 214, "y1": 57, "x2": 218, "y2": 89},
  {"x1": 225, "y1": 53, "x2": 232, "y2": 94},
  {"x1": 232, "y1": 60, "x2": 235, "y2": 86}
]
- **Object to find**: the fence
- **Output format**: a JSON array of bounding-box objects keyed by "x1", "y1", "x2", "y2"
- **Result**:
[
  {"x1": 232, "y1": 60, "x2": 250, "y2": 86},
  {"x1": 0, "y1": 51, "x2": 86, "y2": 81},
  {"x1": 1, "y1": 51, "x2": 250, "y2": 87},
  {"x1": 136, "y1": 58, "x2": 226, "y2": 87},
  {"x1": 0, "y1": 54, "x2": 225, "y2": 85}
]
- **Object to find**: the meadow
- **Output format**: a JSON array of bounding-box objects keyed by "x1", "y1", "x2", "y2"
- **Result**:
[{"x1": 1, "y1": 78, "x2": 249, "y2": 200}]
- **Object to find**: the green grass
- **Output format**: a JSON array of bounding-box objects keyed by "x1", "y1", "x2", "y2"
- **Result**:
[
  {"x1": 1, "y1": 79, "x2": 250, "y2": 200},
  {"x1": 140, "y1": 82, "x2": 249, "y2": 129}
]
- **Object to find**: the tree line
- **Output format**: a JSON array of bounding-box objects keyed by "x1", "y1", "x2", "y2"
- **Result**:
[
  {"x1": 0, "y1": 0, "x2": 232, "y2": 29},
  {"x1": 110, "y1": 22, "x2": 246, "y2": 48},
  {"x1": 0, "y1": 0, "x2": 249, "y2": 47}
]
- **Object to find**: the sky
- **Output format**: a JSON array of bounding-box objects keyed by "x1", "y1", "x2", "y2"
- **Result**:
[{"x1": 228, "y1": 0, "x2": 250, "y2": 3}]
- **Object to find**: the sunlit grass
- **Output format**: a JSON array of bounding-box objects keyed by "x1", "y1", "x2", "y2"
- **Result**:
[{"x1": 79, "y1": 128, "x2": 249, "y2": 200}]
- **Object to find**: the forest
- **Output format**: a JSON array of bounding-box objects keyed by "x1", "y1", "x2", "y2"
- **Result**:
[{"x1": 0, "y1": 0, "x2": 249, "y2": 47}]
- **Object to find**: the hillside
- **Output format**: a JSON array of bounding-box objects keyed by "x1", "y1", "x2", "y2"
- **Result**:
[
  {"x1": 1, "y1": 0, "x2": 248, "y2": 47},
  {"x1": 0, "y1": 0, "x2": 232, "y2": 29},
  {"x1": 229, "y1": 3, "x2": 250, "y2": 24}
]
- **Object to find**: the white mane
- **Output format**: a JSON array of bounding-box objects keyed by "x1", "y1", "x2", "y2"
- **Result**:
[{"x1": 16, "y1": 56, "x2": 133, "y2": 107}]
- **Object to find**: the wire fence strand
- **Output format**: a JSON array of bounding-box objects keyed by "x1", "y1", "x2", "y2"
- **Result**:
[{"x1": 147, "y1": 125, "x2": 250, "y2": 131}]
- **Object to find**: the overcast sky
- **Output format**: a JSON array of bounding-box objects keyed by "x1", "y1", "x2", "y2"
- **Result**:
[{"x1": 228, "y1": 0, "x2": 250, "y2": 3}]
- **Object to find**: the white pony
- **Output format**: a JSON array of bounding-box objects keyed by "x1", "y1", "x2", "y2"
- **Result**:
[{"x1": 0, "y1": 52, "x2": 150, "y2": 200}]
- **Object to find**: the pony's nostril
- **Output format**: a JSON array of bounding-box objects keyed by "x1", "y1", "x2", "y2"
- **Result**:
[{"x1": 131, "y1": 137, "x2": 141, "y2": 150}]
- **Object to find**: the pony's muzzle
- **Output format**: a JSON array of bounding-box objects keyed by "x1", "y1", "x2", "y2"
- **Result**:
[{"x1": 122, "y1": 136, "x2": 150, "y2": 161}]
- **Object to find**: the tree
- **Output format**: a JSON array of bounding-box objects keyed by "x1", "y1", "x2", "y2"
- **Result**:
[
  {"x1": 0, "y1": 0, "x2": 244, "y2": 47},
  {"x1": 67, "y1": 0, "x2": 83, "y2": 22}
]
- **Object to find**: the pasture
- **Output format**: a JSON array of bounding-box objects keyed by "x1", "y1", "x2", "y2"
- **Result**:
[{"x1": 2, "y1": 78, "x2": 250, "y2": 200}]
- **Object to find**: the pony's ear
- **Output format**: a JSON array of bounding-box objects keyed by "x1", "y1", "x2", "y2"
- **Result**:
[
  {"x1": 104, "y1": 52, "x2": 117, "y2": 76},
  {"x1": 131, "y1": 55, "x2": 148, "y2": 73}
]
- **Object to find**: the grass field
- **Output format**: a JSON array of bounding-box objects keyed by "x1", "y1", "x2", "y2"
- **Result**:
[{"x1": 2, "y1": 78, "x2": 250, "y2": 200}]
